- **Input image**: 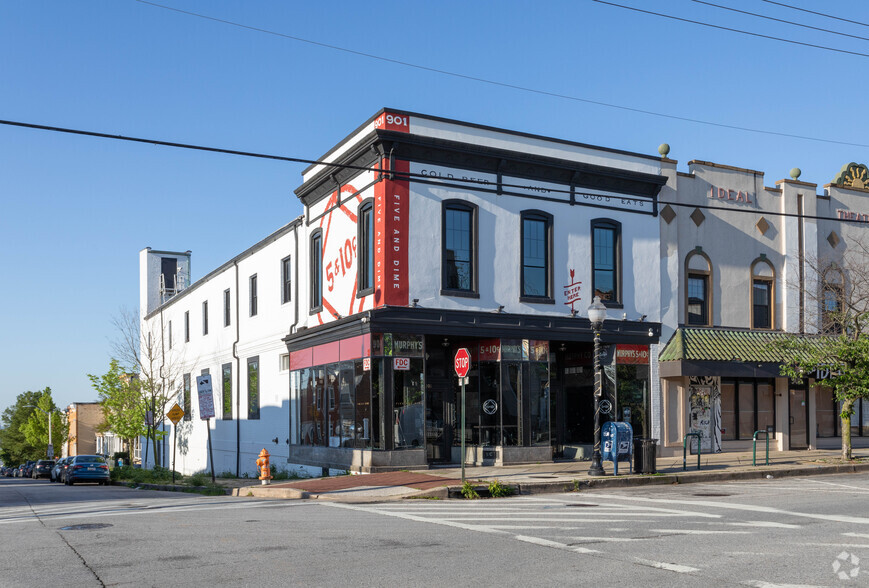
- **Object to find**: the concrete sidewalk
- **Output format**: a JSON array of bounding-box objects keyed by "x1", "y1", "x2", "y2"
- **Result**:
[{"x1": 232, "y1": 447, "x2": 869, "y2": 502}]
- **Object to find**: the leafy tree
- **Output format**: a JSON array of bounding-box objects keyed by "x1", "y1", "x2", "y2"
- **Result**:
[
  {"x1": 778, "y1": 236, "x2": 869, "y2": 460},
  {"x1": 20, "y1": 388, "x2": 68, "y2": 459},
  {"x1": 0, "y1": 389, "x2": 52, "y2": 465},
  {"x1": 88, "y1": 359, "x2": 147, "y2": 457}
]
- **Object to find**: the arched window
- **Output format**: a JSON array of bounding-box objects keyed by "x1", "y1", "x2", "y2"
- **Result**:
[
  {"x1": 520, "y1": 210, "x2": 553, "y2": 301},
  {"x1": 685, "y1": 250, "x2": 712, "y2": 326},
  {"x1": 822, "y1": 265, "x2": 845, "y2": 334},
  {"x1": 750, "y1": 257, "x2": 775, "y2": 330},
  {"x1": 591, "y1": 219, "x2": 621, "y2": 305}
]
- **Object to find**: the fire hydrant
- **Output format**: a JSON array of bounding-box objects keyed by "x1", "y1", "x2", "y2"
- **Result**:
[{"x1": 256, "y1": 448, "x2": 272, "y2": 485}]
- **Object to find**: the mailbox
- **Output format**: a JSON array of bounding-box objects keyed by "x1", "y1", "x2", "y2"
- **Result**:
[{"x1": 601, "y1": 421, "x2": 634, "y2": 475}]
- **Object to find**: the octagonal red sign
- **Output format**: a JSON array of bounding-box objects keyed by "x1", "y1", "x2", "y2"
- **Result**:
[{"x1": 454, "y1": 348, "x2": 471, "y2": 378}]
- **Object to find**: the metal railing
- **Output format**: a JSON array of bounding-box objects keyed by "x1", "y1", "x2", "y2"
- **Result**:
[{"x1": 683, "y1": 432, "x2": 702, "y2": 471}]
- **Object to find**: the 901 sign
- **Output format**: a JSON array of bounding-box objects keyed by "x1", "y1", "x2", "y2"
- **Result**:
[{"x1": 374, "y1": 112, "x2": 409, "y2": 132}]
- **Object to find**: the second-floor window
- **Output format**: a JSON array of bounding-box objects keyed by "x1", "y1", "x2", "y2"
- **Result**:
[
  {"x1": 202, "y1": 300, "x2": 209, "y2": 335},
  {"x1": 358, "y1": 202, "x2": 374, "y2": 293},
  {"x1": 521, "y1": 211, "x2": 552, "y2": 300},
  {"x1": 184, "y1": 311, "x2": 190, "y2": 342},
  {"x1": 249, "y1": 274, "x2": 258, "y2": 317},
  {"x1": 686, "y1": 250, "x2": 712, "y2": 327},
  {"x1": 224, "y1": 289, "x2": 231, "y2": 327},
  {"x1": 591, "y1": 219, "x2": 621, "y2": 304},
  {"x1": 281, "y1": 256, "x2": 292, "y2": 304},
  {"x1": 751, "y1": 258, "x2": 775, "y2": 330},
  {"x1": 311, "y1": 231, "x2": 323, "y2": 310},
  {"x1": 442, "y1": 201, "x2": 477, "y2": 295}
]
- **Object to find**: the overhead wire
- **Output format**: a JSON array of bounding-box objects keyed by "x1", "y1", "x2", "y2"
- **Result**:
[
  {"x1": 592, "y1": 0, "x2": 869, "y2": 59},
  {"x1": 128, "y1": 0, "x2": 869, "y2": 150},
  {"x1": 761, "y1": 0, "x2": 869, "y2": 29},
  {"x1": 2, "y1": 117, "x2": 865, "y2": 227},
  {"x1": 690, "y1": 0, "x2": 869, "y2": 43}
]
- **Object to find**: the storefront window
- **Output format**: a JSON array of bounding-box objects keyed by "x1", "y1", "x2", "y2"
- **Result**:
[
  {"x1": 757, "y1": 381, "x2": 775, "y2": 434},
  {"x1": 298, "y1": 368, "x2": 324, "y2": 446},
  {"x1": 353, "y1": 360, "x2": 371, "y2": 449},
  {"x1": 393, "y1": 358, "x2": 425, "y2": 449},
  {"x1": 738, "y1": 382, "x2": 755, "y2": 439},
  {"x1": 529, "y1": 361, "x2": 550, "y2": 446},
  {"x1": 478, "y1": 362, "x2": 500, "y2": 445},
  {"x1": 720, "y1": 378, "x2": 775, "y2": 440},
  {"x1": 720, "y1": 382, "x2": 736, "y2": 441},
  {"x1": 817, "y1": 386, "x2": 836, "y2": 437},
  {"x1": 615, "y1": 364, "x2": 649, "y2": 437}
]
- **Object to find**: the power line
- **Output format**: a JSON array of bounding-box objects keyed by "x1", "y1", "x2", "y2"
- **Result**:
[
  {"x1": 593, "y1": 0, "x2": 869, "y2": 59},
  {"x1": 761, "y1": 0, "x2": 869, "y2": 29},
  {"x1": 129, "y1": 0, "x2": 869, "y2": 150},
  {"x1": 691, "y1": 0, "x2": 869, "y2": 43},
  {"x1": 2, "y1": 117, "x2": 866, "y2": 227}
]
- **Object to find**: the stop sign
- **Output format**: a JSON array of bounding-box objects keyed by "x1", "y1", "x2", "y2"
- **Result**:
[{"x1": 454, "y1": 348, "x2": 471, "y2": 378}]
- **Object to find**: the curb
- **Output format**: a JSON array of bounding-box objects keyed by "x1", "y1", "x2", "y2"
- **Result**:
[
  {"x1": 415, "y1": 461, "x2": 869, "y2": 500},
  {"x1": 112, "y1": 481, "x2": 231, "y2": 495}
]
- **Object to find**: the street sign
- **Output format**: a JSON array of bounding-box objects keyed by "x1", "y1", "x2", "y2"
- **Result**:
[
  {"x1": 47, "y1": 443, "x2": 53, "y2": 458},
  {"x1": 167, "y1": 403, "x2": 185, "y2": 425},
  {"x1": 196, "y1": 375, "x2": 216, "y2": 420},
  {"x1": 454, "y1": 348, "x2": 470, "y2": 378}
]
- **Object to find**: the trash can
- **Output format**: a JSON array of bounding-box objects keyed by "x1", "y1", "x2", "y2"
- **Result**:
[{"x1": 633, "y1": 438, "x2": 658, "y2": 474}]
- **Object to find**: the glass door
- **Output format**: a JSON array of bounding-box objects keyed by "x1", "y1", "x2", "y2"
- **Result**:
[{"x1": 789, "y1": 386, "x2": 809, "y2": 449}]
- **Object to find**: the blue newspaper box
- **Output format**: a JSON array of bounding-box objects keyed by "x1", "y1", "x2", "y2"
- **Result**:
[{"x1": 601, "y1": 421, "x2": 634, "y2": 475}]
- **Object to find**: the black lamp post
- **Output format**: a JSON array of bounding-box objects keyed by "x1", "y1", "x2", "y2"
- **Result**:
[{"x1": 587, "y1": 296, "x2": 608, "y2": 477}]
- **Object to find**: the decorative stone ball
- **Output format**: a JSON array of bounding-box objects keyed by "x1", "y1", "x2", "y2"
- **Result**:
[
  {"x1": 790, "y1": 167, "x2": 801, "y2": 180},
  {"x1": 658, "y1": 143, "x2": 670, "y2": 157}
]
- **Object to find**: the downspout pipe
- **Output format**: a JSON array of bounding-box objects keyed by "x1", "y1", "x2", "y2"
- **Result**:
[{"x1": 233, "y1": 261, "x2": 241, "y2": 476}]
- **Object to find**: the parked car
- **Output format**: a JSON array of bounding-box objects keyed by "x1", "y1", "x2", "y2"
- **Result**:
[
  {"x1": 65, "y1": 455, "x2": 110, "y2": 486},
  {"x1": 32, "y1": 460, "x2": 55, "y2": 479},
  {"x1": 15, "y1": 465, "x2": 25, "y2": 477},
  {"x1": 22, "y1": 461, "x2": 36, "y2": 478},
  {"x1": 51, "y1": 457, "x2": 70, "y2": 483}
]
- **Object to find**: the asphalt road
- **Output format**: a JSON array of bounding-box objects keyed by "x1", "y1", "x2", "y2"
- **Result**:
[{"x1": 2, "y1": 473, "x2": 869, "y2": 587}]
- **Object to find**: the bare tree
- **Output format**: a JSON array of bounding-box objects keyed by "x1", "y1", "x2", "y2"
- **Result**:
[{"x1": 111, "y1": 307, "x2": 184, "y2": 467}]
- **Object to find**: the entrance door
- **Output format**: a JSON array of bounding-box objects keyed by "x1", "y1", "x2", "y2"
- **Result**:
[{"x1": 789, "y1": 387, "x2": 809, "y2": 449}]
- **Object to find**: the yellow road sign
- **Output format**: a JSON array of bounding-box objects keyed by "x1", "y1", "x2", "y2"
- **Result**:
[{"x1": 167, "y1": 403, "x2": 185, "y2": 425}]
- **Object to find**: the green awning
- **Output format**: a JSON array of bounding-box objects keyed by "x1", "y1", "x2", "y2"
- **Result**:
[{"x1": 659, "y1": 328, "x2": 830, "y2": 363}]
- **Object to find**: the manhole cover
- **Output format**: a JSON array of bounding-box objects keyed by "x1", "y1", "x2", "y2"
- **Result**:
[
  {"x1": 566, "y1": 503, "x2": 598, "y2": 508},
  {"x1": 59, "y1": 523, "x2": 113, "y2": 531},
  {"x1": 692, "y1": 493, "x2": 731, "y2": 497}
]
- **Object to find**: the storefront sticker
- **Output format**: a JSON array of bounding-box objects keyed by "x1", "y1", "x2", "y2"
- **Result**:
[
  {"x1": 483, "y1": 399, "x2": 498, "y2": 415},
  {"x1": 362, "y1": 357, "x2": 371, "y2": 371},
  {"x1": 563, "y1": 269, "x2": 582, "y2": 313},
  {"x1": 393, "y1": 357, "x2": 410, "y2": 371}
]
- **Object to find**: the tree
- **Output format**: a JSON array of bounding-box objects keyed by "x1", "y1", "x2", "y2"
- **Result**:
[
  {"x1": 778, "y1": 235, "x2": 869, "y2": 460},
  {"x1": 0, "y1": 389, "x2": 62, "y2": 465},
  {"x1": 88, "y1": 359, "x2": 147, "y2": 457},
  {"x1": 110, "y1": 307, "x2": 182, "y2": 467},
  {"x1": 20, "y1": 388, "x2": 68, "y2": 459}
]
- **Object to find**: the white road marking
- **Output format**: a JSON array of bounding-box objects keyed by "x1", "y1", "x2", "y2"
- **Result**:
[
  {"x1": 327, "y1": 502, "x2": 508, "y2": 534},
  {"x1": 514, "y1": 535, "x2": 599, "y2": 553},
  {"x1": 843, "y1": 532, "x2": 869, "y2": 538},
  {"x1": 796, "y1": 479, "x2": 869, "y2": 493},
  {"x1": 584, "y1": 492, "x2": 869, "y2": 525},
  {"x1": 565, "y1": 536, "x2": 646, "y2": 542},
  {"x1": 742, "y1": 581, "x2": 825, "y2": 588},
  {"x1": 720, "y1": 521, "x2": 801, "y2": 529},
  {"x1": 649, "y1": 529, "x2": 751, "y2": 535},
  {"x1": 634, "y1": 558, "x2": 699, "y2": 573}
]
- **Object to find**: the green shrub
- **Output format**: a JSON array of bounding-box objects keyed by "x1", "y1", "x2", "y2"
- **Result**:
[
  {"x1": 487, "y1": 479, "x2": 515, "y2": 498},
  {"x1": 217, "y1": 470, "x2": 237, "y2": 479},
  {"x1": 461, "y1": 480, "x2": 480, "y2": 499},
  {"x1": 185, "y1": 472, "x2": 209, "y2": 487}
]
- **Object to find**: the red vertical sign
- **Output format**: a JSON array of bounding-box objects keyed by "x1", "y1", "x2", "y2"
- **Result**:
[{"x1": 374, "y1": 157, "x2": 409, "y2": 307}]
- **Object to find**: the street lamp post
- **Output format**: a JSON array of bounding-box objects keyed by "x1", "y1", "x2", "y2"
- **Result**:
[
  {"x1": 587, "y1": 296, "x2": 608, "y2": 477},
  {"x1": 25, "y1": 405, "x2": 53, "y2": 458}
]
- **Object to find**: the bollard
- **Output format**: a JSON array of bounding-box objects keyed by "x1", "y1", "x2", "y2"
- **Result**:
[
  {"x1": 683, "y1": 433, "x2": 702, "y2": 471},
  {"x1": 752, "y1": 431, "x2": 770, "y2": 466},
  {"x1": 256, "y1": 448, "x2": 272, "y2": 485}
]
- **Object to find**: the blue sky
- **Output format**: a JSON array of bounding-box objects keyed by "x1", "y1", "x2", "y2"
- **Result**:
[{"x1": 3, "y1": 0, "x2": 869, "y2": 411}]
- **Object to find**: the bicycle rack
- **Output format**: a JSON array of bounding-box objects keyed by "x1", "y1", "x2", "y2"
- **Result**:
[
  {"x1": 683, "y1": 432, "x2": 702, "y2": 471},
  {"x1": 753, "y1": 430, "x2": 770, "y2": 466}
]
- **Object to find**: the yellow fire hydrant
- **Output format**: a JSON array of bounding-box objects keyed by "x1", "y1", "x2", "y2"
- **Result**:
[{"x1": 256, "y1": 448, "x2": 272, "y2": 485}]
